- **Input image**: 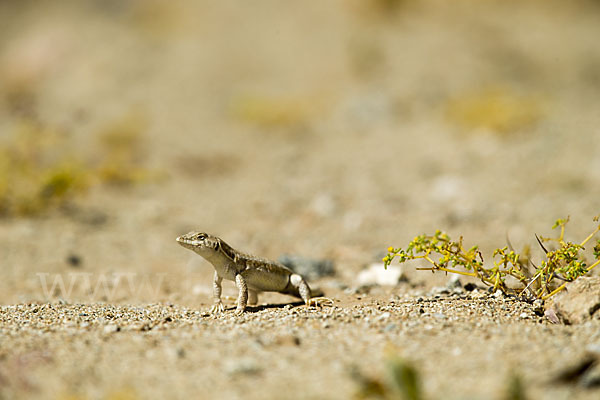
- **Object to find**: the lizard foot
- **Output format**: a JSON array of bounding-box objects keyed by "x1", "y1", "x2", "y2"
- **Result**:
[
  {"x1": 210, "y1": 301, "x2": 225, "y2": 314},
  {"x1": 234, "y1": 307, "x2": 246, "y2": 315},
  {"x1": 292, "y1": 297, "x2": 334, "y2": 313},
  {"x1": 307, "y1": 297, "x2": 334, "y2": 308}
]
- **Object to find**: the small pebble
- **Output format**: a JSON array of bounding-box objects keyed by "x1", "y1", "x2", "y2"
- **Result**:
[
  {"x1": 225, "y1": 358, "x2": 262, "y2": 376},
  {"x1": 66, "y1": 254, "x2": 83, "y2": 268},
  {"x1": 103, "y1": 324, "x2": 119, "y2": 333}
]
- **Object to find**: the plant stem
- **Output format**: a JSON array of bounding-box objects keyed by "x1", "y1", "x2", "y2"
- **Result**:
[
  {"x1": 580, "y1": 226, "x2": 600, "y2": 247},
  {"x1": 415, "y1": 267, "x2": 477, "y2": 277},
  {"x1": 541, "y1": 259, "x2": 599, "y2": 300},
  {"x1": 542, "y1": 283, "x2": 567, "y2": 300},
  {"x1": 586, "y1": 259, "x2": 600, "y2": 272},
  {"x1": 423, "y1": 255, "x2": 437, "y2": 267}
]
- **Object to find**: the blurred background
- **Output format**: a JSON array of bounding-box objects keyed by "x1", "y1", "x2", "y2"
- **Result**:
[{"x1": 1, "y1": 0, "x2": 600, "y2": 303}]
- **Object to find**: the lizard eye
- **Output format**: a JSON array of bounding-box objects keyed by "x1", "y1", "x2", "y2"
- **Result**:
[{"x1": 196, "y1": 234, "x2": 206, "y2": 241}]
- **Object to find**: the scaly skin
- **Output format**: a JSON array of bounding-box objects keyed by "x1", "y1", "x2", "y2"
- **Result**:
[{"x1": 176, "y1": 232, "x2": 331, "y2": 314}]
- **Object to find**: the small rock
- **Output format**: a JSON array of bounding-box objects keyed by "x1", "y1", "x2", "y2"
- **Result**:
[
  {"x1": 553, "y1": 356, "x2": 597, "y2": 385},
  {"x1": 546, "y1": 277, "x2": 600, "y2": 324},
  {"x1": 192, "y1": 285, "x2": 207, "y2": 296},
  {"x1": 446, "y1": 276, "x2": 462, "y2": 289},
  {"x1": 356, "y1": 264, "x2": 403, "y2": 287},
  {"x1": 278, "y1": 254, "x2": 335, "y2": 280},
  {"x1": 519, "y1": 312, "x2": 529, "y2": 319},
  {"x1": 309, "y1": 193, "x2": 336, "y2": 217},
  {"x1": 586, "y1": 343, "x2": 600, "y2": 356},
  {"x1": 431, "y1": 175, "x2": 465, "y2": 201},
  {"x1": 470, "y1": 289, "x2": 487, "y2": 299},
  {"x1": 274, "y1": 334, "x2": 301, "y2": 346},
  {"x1": 377, "y1": 312, "x2": 391, "y2": 321},
  {"x1": 73, "y1": 209, "x2": 108, "y2": 226},
  {"x1": 225, "y1": 358, "x2": 262, "y2": 376},
  {"x1": 103, "y1": 324, "x2": 119, "y2": 333},
  {"x1": 544, "y1": 308, "x2": 560, "y2": 324},
  {"x1": 343, "y1": 287, "x2": 359, "y2": 295},
  {"x1": 139, "y1": 323, "x2": 153, "y2": 331},
  {"x1": 66, "y1": 254, "x2": 83, "y2": 268},
  {"x1": 464, "y1": 282, "x2": 478, "y2": 291},
  {"x1": 580, "y1": 365, "x2": 600, "y2": 389},
  {"x1": 431, "y1": 287, "x2": 450, "y2": 296},
  {"x1": 354, "y1": 284, "x2": 376, "y2": 295},
  {"x1": 532, "y1": 299, "x2": 545, "y2": 316}
]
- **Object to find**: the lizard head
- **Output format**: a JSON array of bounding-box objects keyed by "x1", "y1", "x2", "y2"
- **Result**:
[{"x1": 176, "y1": 231, "x2": 221, "y2": 255}]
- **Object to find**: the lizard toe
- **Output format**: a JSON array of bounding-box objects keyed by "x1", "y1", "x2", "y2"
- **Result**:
[
  {"x1": 210, "y1": 302, "x2": 225, "y2": 314},
  {"x1": 234, "y1": 307, "x2": 245, "y2": 315},
  {"x1": 307, "y1": 297, "x2": 334, "y2": 308},
  {"x1": 291, "y1": 297, "x2": 334, "y2": 313}
]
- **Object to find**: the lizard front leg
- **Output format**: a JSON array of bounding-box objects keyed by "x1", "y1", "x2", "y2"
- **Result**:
[
  {"x1": 210, "y1": 271, "x2": 225, "y2": 314},
  {"x1": 235, "y1": 273, "x2": 249, "y2": 315}
]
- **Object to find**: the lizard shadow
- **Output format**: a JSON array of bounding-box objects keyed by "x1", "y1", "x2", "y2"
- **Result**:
[{"x1": 225, "y1": 301, "x2": 305, "y2": 313}]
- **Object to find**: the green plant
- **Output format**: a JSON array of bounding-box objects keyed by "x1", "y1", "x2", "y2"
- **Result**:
[
  {"x1": 0, "y1": 122, "x2": 90, "y2": 216},
  {"x1": 95, "y1": 111, "x2": 157, "y2": 185},
  {"x1": 0, "y1": 111, "x2": 157, "y2": 217},
  {"x1": 504, "y1": 373, "x2": 527, "y2": 400},
  {"x1": 353, "y1": 356, "x2": 422, "y2": 400},
  {"x1": 383, "y1": 217, "x2": 600, "y2": 300},
  {"x1": 445, "y1": 87, "x2": 541, "y2": 135}
]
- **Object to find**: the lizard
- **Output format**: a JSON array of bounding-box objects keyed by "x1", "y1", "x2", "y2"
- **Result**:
[{"x1": 176, "y1": 231, "x2": 332, "y2": 314}]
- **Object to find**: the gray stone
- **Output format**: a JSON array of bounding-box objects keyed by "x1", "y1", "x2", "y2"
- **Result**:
[
  {"x1": 446, "y1": 275, "x2": 462, "y2": 289},
  {"x1": 356, "y1": 263, "x2": 403, "y2": 287},
  {"x1": 546, "y1": 277, "x2": 600, "y2": 324},
  {"x1": 278, "y1": 254, "x2": 335, "y2": 280}
]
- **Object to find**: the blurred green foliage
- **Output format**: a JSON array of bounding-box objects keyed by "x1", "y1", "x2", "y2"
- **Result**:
[
  {"x1": 0, "y1": 121, "x2": 89, "y2": 216},
  {"x1": 446, "y1": 87, "x2": 542, "y2": 135},
  {"x1": 354, "y1": 356, "x2": 422, "y2": 400},
  {"x1": 96, "y1": 111, "x2": 156, "y2": 185},
  {"x1": 504, "y1": 373, "x2": 527, "y2": 400},
  {"x1": 229, "y1": 94, "x2": 317, "y2": 129},
  {"x1": 0, "y1": 111, "x2": 155, "y2": 217}
]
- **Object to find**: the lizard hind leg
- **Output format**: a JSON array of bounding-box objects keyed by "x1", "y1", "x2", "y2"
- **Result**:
[{"x1": 290, "y1": 274, "x2": 334, "y2": 311}]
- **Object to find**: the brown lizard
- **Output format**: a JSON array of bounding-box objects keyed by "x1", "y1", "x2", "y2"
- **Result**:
[{"x1": 176, "y1": 232, "x2": 332, "y2": 314}]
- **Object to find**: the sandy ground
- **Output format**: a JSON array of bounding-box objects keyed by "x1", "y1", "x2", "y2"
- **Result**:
[{"x1": 1, "y1": 1, "x2": 600, "y2": 399}]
